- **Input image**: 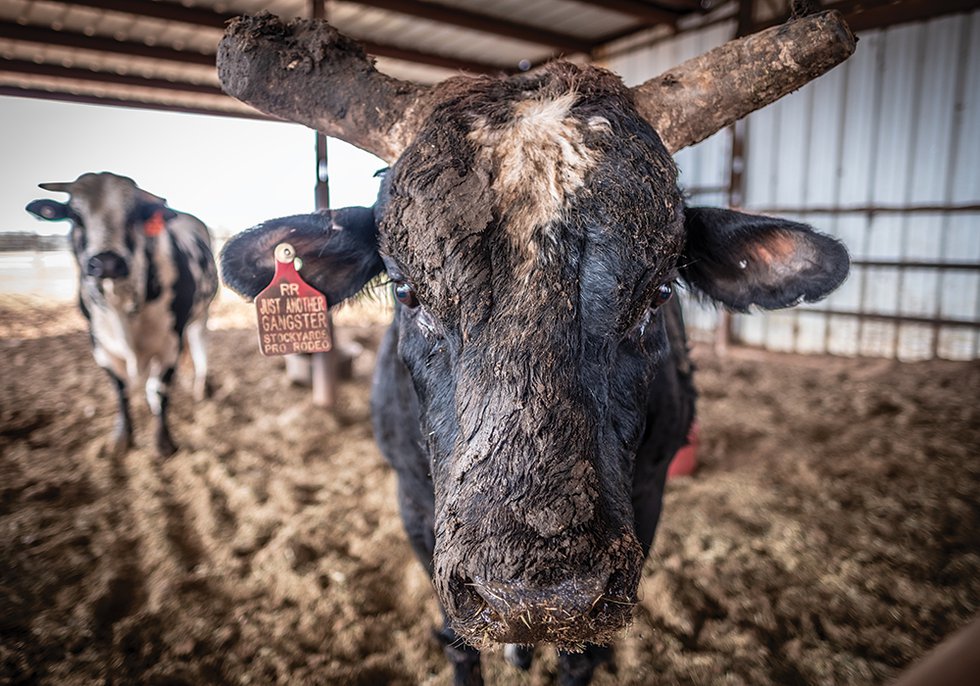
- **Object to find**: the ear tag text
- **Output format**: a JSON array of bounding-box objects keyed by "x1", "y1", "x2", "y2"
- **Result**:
[{"x1": 254, "y1": 242, "x2": 332, "y2": 356}]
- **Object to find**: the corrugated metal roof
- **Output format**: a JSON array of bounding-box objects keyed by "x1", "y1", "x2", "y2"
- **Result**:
[
  {"x1": 4, "y1": 0, "x2": 960, "y2": 120},
  {"x1": 0, "y1": 0, "x2": 706, "y2": 118}
]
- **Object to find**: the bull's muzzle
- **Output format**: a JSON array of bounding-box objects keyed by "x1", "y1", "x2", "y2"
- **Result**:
[
  {"x1": 439, "y1": 530, "x2": 644, "y2": 649},
  {"x1": 86, "y1": 251, "x2": 129, "y2": 279}
]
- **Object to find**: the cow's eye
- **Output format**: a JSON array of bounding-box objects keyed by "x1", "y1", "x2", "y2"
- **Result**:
[
  {"x1": 394, "y1": 282, "x2": 419, "y2": 308},
  {"x1": 653, "y1": 283, "x2": 673, "y2": 308}
]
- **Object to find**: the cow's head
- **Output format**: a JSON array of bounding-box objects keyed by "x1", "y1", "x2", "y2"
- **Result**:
[
  {"x1": 26, "y1": 172, "x2": 174, "y2": 289},
  {"x1": 217, "y1": 13, "x2": 854, "y2": 648}
]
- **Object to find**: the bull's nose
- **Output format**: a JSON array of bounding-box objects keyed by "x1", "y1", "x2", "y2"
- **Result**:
[
  {"x1": 474, "y1": 574, "x2": 608, "y2": 618},
  {"x1": 86, "y1": 252, "x2": 129, "y2": 279},
  {"x1": 460, "y1": 571, "x2": 634, "y2": 645}
]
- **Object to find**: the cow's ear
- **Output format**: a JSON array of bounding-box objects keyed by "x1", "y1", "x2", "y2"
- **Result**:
[
  {"x1": 26, "y1": 199, "x2": 70, "y2": 222},
  {"x1": 679, "y1": 207, "x2": 849, "y2": 312},
  {"x1": 220, "y1": 206, "x2": 383, "y2": 306}
]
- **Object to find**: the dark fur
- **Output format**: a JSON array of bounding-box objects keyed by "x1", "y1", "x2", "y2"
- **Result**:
[{"x1": 220, "y1": 62, "x2": 848, "y2": 685}]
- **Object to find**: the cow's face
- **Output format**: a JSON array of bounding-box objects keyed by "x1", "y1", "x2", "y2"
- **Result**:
[
  {"x1": 27, "y1": 173, "x2": 173, "y2": 289},
  {"x1": 376, "y1": 65, "x2": 683, "y2": 646},
  {"x1": 220, "y1": 63, "x2": 848, "y2": 648}
]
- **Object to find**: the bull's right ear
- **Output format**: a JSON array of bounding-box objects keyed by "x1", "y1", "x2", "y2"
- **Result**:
[
  {"x1": 26, "y1": 199, "x2": 70, "y2": 221},
  {"x1": 220, "y1": 206, "x2": 384, "y2": 305}
]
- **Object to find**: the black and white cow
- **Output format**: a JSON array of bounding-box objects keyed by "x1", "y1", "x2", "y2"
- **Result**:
[{"x1": 27, "y1": 172, "x2": 218, "y2": 456}]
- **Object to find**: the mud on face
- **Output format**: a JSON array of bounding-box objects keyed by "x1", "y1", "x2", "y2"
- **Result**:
[{"x1": 378, "y1": 63, "x2": 684, "y2": 646}]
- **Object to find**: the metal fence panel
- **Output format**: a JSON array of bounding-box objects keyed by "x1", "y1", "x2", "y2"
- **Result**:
[{"x1": 603, "y1": 11, "x2": 979, "y2": 360}]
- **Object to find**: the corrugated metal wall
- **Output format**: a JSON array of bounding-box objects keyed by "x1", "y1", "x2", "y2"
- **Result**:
[{"x1": 604, "y1": 10, "x2": 980, "y2": 360}]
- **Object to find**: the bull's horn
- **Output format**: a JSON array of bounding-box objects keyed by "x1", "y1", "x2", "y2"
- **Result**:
[
  {"x1": 137, "y1": 189, "x2": 168, "y2": 205},
  {"x1": 629, "y1": 11, "x2": 856, "y2": 153},
  {"x1": 38, "y1": 182, "x2": 74, "y2": 193},
  {"x1": 218, "y1": 11, "x2": 433, "y2": 164}
]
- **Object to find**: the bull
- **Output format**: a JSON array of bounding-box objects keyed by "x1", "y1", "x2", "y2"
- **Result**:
[
  {"x1": 26, "y1": 172, "x2": 218, "y2": 457},
  {"x1": 216, "y1": 11, "x2": 855, "y2": 685}
]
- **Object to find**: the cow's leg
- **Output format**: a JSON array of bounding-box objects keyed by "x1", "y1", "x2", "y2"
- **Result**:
[
  {"x1": 146, "y1": 363, "x2": 177, "y2": 457},
  {"x1": 434, "y1": 621, "x2": 482, "y2": 686},
  {"x1": 374, "y1": 322, "x2": 482, "y2": 684},
  {"x1": 396, "y1": 484, "x2": 483, "y2": 685},
  {"x1": 185, "y1": 317, "x2": 211, "y2": 400},
  {"x1": 103, "y1": 368, "x2": 132, "y2": 456},
  {"x1": 93, "y1": 345, "x2": 132, "y2": 456},
  {"x1": 504, "y1": 644, "x2": 534, "y2": 670},
  {"x1": 557, "y1": 645, "x2": 614, "y2": 686}
]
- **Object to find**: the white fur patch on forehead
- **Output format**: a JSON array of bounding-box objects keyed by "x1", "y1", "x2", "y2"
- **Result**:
[
  {"x1": 69, "y1": 173, "x2": 138, "y2": 214},
  {"x1": 68, "y1": 174, "x2": 140, "y2": 249},
  {"x1": 468, "y1": 90, "x2": 599, "y2": 264}
]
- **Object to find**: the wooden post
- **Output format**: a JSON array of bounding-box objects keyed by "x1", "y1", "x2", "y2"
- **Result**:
[
  {"x1": 310, "y1": 0, "x2": 337, "y2": 409},
  {"x1": 715, "y1": 0, "x2": 756, "y2": 357}
]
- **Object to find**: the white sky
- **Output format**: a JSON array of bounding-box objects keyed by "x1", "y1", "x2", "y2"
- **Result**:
[{"x1": 0, "y1": 95, "x2": 386, "y2": 238}]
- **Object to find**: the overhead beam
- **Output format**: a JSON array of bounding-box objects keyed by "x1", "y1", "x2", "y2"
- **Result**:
[
  {"x1": 573, "y1": 0, "x2": 683, "y2": 24},
  {"x1": 750, "y1": 0, "x2": 977, "y2": 33},
  {"x1": 346, "y1": 0, "x2": 593, "y2": 53},
  {"x1": 0, "y1": 85, "x2": 275, "y2": 121},
  {"x1": 356, "y1": 39, "x2": 508, "y2": 73},
  {"x1": 0, "y1": 21, "x2": 215, "y2": 66},
  {"x1": 49, "y1": 0, "x2": 234, "y2": 28},
  {"x1": 57, "y1": 0, "x2": 593, "y2": 56},
  {"x1": 0, "y1": 57, "x2": 225, "y2": 95},
  {"x1": 0, "y1": 20, "x2": 507, "y2": 75}
]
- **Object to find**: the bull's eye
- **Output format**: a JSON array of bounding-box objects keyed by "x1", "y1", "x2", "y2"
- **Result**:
[
  {"x1": 394, "y1": 282, "x2": 419, "y2": 308},
  {"x1": 653, "y1": 283, "x2": 674, "y2": 308}
]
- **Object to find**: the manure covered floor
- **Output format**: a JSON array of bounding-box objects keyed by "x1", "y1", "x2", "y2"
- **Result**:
[{"x1": 1, "y1": 296, "x2": 978, "y2": 685}]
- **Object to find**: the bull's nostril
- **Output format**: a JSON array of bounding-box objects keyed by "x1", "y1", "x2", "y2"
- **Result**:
[
  {"x1": 468, "y1": 573, "x2": 611, "y2": 634},
  {"x1": 86, "y1": 252, "x2": 129, "y2": 279},
  {"x1": 86, "y1": 257, "x2": 104, "y2": 277},
  {"x1": 451, "y1": 576, "x2": 495, "y2": 623}
]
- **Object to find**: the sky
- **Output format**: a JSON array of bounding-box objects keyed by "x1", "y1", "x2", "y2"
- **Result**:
[{"x1": 0, "y1": 95, "x2": 386, "y2": 238}]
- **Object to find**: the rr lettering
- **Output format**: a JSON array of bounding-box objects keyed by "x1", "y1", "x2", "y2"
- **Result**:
[{"x1": 280, "y1": 282, "x2": 299, "y2": 296}]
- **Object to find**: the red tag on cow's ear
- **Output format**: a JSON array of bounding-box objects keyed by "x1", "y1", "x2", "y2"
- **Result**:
[
  {"x1": 144, "y1": 210, "x2": 165, "y2": 237},
  {"x1": 254, "y1": 242, "x2": 332, "y2": 356}
]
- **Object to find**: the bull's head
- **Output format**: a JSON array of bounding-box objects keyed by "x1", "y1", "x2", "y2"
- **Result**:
[
  {"x1": 26, "y1": 172, "x2": 174, "y2": 295},
  {"x1": 218, "y1": 12, "x2": 854, "y2": 648}
]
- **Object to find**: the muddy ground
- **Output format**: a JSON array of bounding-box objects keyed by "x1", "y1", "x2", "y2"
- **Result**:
[{"x1": 1, "y1": 295, "x2": 978, "y2": 686}]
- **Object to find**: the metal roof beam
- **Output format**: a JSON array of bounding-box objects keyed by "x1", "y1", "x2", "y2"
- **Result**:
[
  {"x1": 0, "y1": 57, "x2": 225, "y2": 95},
  {"x1": 749, "y1": 0, "x2": 977, "y2": 33},
  {"x1": 345, "y1": 0, "x2": 593, "y2": 54},
  {"x1": 0, "y1": 20, "x2": 507, "y2": 75},
  {"x1": 0, "y1": 85, "x2": 274, "y2": 121},
  {"x1": 571, "y1": 0, "x2": 683, "y2": 24},
  {"x1": 358, "y1": 38, "x2": 508, "y2": 73},
  {"x1": 0, "y1": 21, "x2": 216, "y2": 65},
  {"x1": 48, "y1": 0, "x2": 235, "y2": 28}
]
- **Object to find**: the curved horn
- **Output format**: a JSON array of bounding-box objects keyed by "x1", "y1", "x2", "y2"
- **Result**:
[
  {"x1": 38, "y1": 182, "x2": 74, "y2": 193},
  {"x1": 630, "y1": 11, "x2": 856, "y2": 153},
  {"x1": 218, "y1": 12, "x2": 434, "y2": 163}
]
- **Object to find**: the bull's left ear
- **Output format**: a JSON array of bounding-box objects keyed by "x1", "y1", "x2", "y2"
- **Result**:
[
  {"x1": 26, "y1": 199, "x2": 70, "y2": 221},
  {"x1": 220, "y1": 206, "x2": 384, "y2": 306},
  {"x1": 679, "y1": 207, "x2": 849, "y2": 312}
]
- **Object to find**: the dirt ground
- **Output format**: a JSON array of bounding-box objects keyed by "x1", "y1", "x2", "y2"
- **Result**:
[{"x1": 1, "y1": 294, "x2": 978, "y2": 686}]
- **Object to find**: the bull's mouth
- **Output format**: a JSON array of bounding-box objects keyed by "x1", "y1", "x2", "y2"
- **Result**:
[{"x1": 447, "y1": 570, "x2": 639, "y2": 650}]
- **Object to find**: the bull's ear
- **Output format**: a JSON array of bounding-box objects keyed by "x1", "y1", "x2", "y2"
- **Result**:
[
  {"x1": 219, "y1": 206, "x2": 383, "y2": 305},
  {"x1": 679, "y1": 207, "x2": 849, "y2": 312},
  {"x1": 26, "y1": 199, "x2": 70, "y2": 221}
]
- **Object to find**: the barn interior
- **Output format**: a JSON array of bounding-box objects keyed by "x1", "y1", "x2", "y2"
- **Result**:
[{"x1": 1, "y1": 1, "x2": 978, "y2": 685}]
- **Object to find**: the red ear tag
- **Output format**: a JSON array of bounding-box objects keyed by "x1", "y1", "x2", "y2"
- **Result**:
[
  {"x1": 144, "y1": 210, "x2": 165, "y2": 237},
  {"x1": 254, "y1": 242, "x2": 333, "y2": 356}
]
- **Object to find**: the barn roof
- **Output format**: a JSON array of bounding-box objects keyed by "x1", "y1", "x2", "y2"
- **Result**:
[
  {"x1": 0, "y1": 0, "x2": 971, "y2": 121},
  {"x1": 0, "y1": 0, "x2": 714, "y2": 120}
]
